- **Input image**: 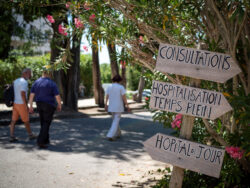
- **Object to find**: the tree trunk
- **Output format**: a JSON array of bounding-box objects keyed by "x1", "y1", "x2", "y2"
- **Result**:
[
  {"x1": 92, "y1": 38, "x2": 104, "y2": 107},
  {"x1": 120, "y1": 48, "x2": 127, "y2": 88},
  {"x1": 121, "y1": 63, "x2": 126, "y2": 88},
  {"x1": 136, "y1": 67, "x2": 145, "y2": 103},
  {"x1": 107, "y1": 43, "x2": 119, "y2": 78},
  {"x1": 61, "y1": 35, "x2": 81, "y2": 111},
  {"x1": 50, "y1": 20, "x2": 65, "y2": 97}
]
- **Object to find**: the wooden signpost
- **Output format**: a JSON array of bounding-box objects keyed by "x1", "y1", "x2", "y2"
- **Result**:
[
  {"x1": 149, "y1": 80, "x2": 232, "y2": 120},
  {"x1": 144, "y1": 43, "x2": 241, "y2": 187},
  {"x1": 155, "y1": 43, "x2": 241, "y2": 83},
  {"x1": 143, "y1": 133, "x2": 225, "y2": 178}
]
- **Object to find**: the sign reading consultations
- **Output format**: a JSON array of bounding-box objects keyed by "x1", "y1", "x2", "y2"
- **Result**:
[
  {"x1": 155, "y1": 43, "x2": 241, "y2": 83},
  {"x1": 149, "y1": 80, "x2": 232, "y2": 120},
  {"x1": 143, "y1": 133, "x2": 225, "y2": 178}
]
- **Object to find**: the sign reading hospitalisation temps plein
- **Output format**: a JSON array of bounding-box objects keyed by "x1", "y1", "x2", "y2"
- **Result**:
[
  {"x1": 155, "y1": 43, "x2": 241, "y2": 83},
  {"x1": 149, "y1": 80, "x2": 232, "y2": 120}
]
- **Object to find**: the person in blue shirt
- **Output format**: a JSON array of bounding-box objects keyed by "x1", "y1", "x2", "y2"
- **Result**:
[{"x1": 29, "y1": 69, "x2": 62, "y2": 148}]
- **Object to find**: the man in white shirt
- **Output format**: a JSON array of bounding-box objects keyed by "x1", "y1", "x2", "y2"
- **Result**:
[
  {"x1": 9, "y1": 68, "x2": 36, "y2": 142},
  {"x1": 105, "y1": 75, "x2": 130, "y2": 141}
]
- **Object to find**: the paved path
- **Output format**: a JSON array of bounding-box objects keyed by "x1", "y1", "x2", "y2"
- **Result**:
[
  {"x1": 0, "y1": 98, "x2": 136, "y2": 111},
  {"x1": 0, "y1": 99, "x2": 146, "y2": 126},
  {"x1": 0, "y1": 112, "x2": 173, "y2": 188}
]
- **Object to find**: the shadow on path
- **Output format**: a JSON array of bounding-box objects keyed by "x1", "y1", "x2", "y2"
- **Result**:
[{"x1": 0, "y1": 113, "x2": 172, "y2": 162}]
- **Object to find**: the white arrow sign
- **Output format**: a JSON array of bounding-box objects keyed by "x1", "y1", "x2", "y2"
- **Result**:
[
  {"x1": 150, "y1": 80, "x2": 232, "y2": 120},
  {"x1": 155, "y1": 43, "x2": 241, "y2": 83},
  {"x1": 143, "y1": 133, "x2": 225, "y2": 178}
]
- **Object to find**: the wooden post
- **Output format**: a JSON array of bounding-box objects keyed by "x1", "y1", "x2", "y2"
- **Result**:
[{"x1": 169, "y1": 79, "x2": 200, "y2": 188}]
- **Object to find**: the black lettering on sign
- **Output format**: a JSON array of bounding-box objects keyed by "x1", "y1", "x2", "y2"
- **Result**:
[
  {"x1": 210, "y1": 150, "x2": 217, "y2": 163},
  {"x1": 170, "y1": 138, "x2": 176, "y2": 152},
  {"x1": 159, "y1": 97, "x2": 165, "y2": 109},
  {"x1": 163, "y1": 137, "x2": 170, "y2": 150},
  {"x1": 149, "y1": 134, "x2": 225, "y2": 167},
  {"x1": 158, "y1": 83, "x2": 163, "y2": 94},
  {"x1": 186, "y1": 143, "x2": 191, "y2": 156},
  {"x1": 154, "y1": 96, "x2": 159, "y2": 107},
  {"x1": 155, "y1": 135, "x2": 163, "y2": 148},
  {"x1": 158, "y1": 44, "x2": 234, "y2": 72},
  {"x1": 204, "y1": 148, "x2": 211, "y2": 160},
  {"x1": 215, "y1": 151, "x2": 222, "y2": 165},
  {"x1": 152, "y1": 81, "x2": 158, "y2": 94},
  {"x1": 150, "y1": 81, "x2": 231, "y2": 119},
  {"x1": 179, "y1": 143, "x2": 187, "y2": 155},
  {"x1": 159, "y1": 46, "x2": 168, "y2": 59},
  {"x1": 196, "y1": 145, "x2": 205, "y2": 159},
  {"x1": 222, "y1": 56, "x2": 231, "y2": 70},
  {"x1": 179, "y1": 48, "x2": 185, "y2": 61}
]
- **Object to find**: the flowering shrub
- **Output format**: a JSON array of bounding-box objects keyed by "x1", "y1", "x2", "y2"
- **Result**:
[
  {"x1": 89, "y1": 14, "x2": 96, "y2": 22},
  {"x1": 171, "y1": 114, "x2": 182, "y2": 129},
  {"x1": 74, "y1": 18, "x2": 84, "y2": 29},
  {"x1": 82, "y1": 45, "x2": 88, "y2": 52},
  {"x1": 225, "y1": 146, "x2": 244, "y2": 160},
  {"x1": 139, "y1": 36, "x2": 144, "y2": 44},
  {"x1": 46, "y1": 15, "x2": 55, "y2": 23},
  {"x1": 58, "y1": 24, "x2": 68, "y2": 36},
  {"x1": 120, "y1": 61, "x2": 126, "y2": 68},
  {"x1": 65, "y1": 2, "x2": 70, "y2": 9},
  {"x1": 84, "y1": 2, "x2": 90, "y2": 10}
]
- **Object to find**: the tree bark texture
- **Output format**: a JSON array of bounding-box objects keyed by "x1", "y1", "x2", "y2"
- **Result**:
[
  {"x1": 61, "y1": 35, "x2": 81, "y2": 111},
  {"x1": 121, "y1": 65, "x2": 126, "y2": 88},
  {"x1": 136, "y1": 68, "x2": 145, "y2": 103},
  {"x1": 107, "y1": 43, "x2": 119, "y2": 78},
  {"x1": 92, "y1": 38, "x2": 104, "y2": 107},
  {"x1": 50, "y1": 20, "x2": 67, "y2": 99}
]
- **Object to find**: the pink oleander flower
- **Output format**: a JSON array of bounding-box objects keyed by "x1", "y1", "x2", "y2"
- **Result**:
[
  {"x1": 171, "y1": 114, "x2": 182, "y2": 129},
  {"x1": 139, "y1": 36, "x2": 144, "y2": 44},
  {"x1": 82, "y1": 45, "x2": 88, "y2": 52},
  {"x1": 171, "y1": 122, "x2": 175, "y2": 128},
  {"x1": 226, "y1": 146, "x2": 244, "y2": 160},
  {"x1": 120, "y1": 61, "x2": 126, "y2": 68},
  {"x1": 89, "y1": 14, "x2": 96, "y2": 22},
  {"x1": 145, "y1": 97, "x2": 149, "y2": 101},
  {"x1": 176, "y1": 114, "x2": 182, "y2": 119},
  {"x1": 46, "y1": 15, "x2": 55, "y2": 23},
  {"x1": 66, "y1": 2, "x2": 71, "y2": 9},
  {"x1": 58, "y1": 24, "x2": 68, "y2": 36},
  {"x1": 84, "y1": 2, "x2": 90, "y2": 10},
  {"x1": 74, "y1": 18, "x2": 84, "y2": 29}
]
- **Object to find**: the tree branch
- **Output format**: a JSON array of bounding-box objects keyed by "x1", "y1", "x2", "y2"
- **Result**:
[
  {"x1": 209, "y1": 0, "x2": 232, "y2": 50},
  {"x1": 202, "y1": 119, "x2": 229, "y2": 147},
  {"x1": 233, "y1": 8, "x2": 248, "y2": 54}
]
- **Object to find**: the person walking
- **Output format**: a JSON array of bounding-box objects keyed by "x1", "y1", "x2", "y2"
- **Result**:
[
  {"x1": 9, "y1": 68, "x2": 36, "y2": 142},
  {"x1": 29, "y1": 69, "x2": 62, "y2": 148},
  {"x1": 105, "y1": 75, "x2": 130, "y2": 141}
]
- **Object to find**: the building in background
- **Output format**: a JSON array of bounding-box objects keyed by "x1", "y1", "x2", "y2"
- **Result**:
[{"x1": 11, "y1": 14, "x2": 52, "y2": 55}]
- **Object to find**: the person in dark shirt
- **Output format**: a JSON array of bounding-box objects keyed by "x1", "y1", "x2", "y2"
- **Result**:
[{"x1": 29, "y1": 70, "x2": 62, "y2": 148}]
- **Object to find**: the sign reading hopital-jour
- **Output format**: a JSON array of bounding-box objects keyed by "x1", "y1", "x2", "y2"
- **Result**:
[
  {"x1": 155, "y1": 43, "x2": 241, "y2": 83},
  {"x1": 143, "y1": 133, "x2": 225, "y2": 178},
  {"x1": 149, "y1": 80, "x2": 232, "y2": 120}
]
